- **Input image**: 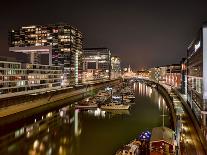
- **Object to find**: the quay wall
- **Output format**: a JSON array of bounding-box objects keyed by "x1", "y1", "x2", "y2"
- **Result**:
[{"x1": 0, "y1": 79, "x2": 121, "y2": 125}]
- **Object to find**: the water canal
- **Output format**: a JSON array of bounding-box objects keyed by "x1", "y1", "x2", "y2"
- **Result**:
[{"x1": 0, "y1": 82, "x2": 171, "y2": 155}]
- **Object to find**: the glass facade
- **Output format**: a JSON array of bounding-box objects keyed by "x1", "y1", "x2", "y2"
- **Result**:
[
  {"x1": 0, "y1": 61, "x2": 27, "y2": 95},
  {"x1": 83, "y1": 48, "x2": 111, "y2": 81},
  {"x1": 0, "y1": 61, "x2": 63, "y2": 97},
  {"x1": 187, "y1": 25, "x2": 207, "y2": 139},
  {"x1": 9, "y1": 24, "x2": 83, "y2": 86},
  {"x1": 187, "y1": 30, "x2": 203, "y2": 123}
]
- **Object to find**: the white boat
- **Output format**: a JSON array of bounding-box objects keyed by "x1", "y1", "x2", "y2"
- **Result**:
[
  {"x1": 75, "y1": 104, "x2": 98, "y2": 109},
  {"x1": 104, "y1": 109, "x2": 130, "y2": 115},
  {"x1": 101, "y1": 103, "x2": 130, "y2": 110},
  {"x1": 124, "y1": 95, "x2": 135, "y2": 99},
  {"x1": 96, "y1": 90, "x2": 110, "y2": 97},
  {"x1": 123, "y1": 98, "x2": 131, "y2": 103},
  {"x1": 75, "y1": 98, "x2": 97, "y2": 109}
]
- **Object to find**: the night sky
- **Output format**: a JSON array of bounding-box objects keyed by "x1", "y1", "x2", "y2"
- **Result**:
[{"x1": 1, "y1": 0, "x2": 207, "y2": 70}]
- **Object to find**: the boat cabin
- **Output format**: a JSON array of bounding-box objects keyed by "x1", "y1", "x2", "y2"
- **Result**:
[{"x1": 150, "y1": 127, "x2": 176, "y2": 155}]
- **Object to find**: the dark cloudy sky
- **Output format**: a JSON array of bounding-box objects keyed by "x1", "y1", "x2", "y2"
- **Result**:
[{"x1": 1, "y1": 0, "x2": 207, "y2": 69}]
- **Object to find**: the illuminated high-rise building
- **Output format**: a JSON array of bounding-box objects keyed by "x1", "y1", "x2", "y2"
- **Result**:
[
  {"x1": 9, "y1": 23, "x2": 83, "y2": 86},
  {"x1": 83, "y1": 48, "x2": 111, "y2": 81}
]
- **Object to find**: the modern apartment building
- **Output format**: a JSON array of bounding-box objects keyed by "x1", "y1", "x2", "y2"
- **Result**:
[
  {"x1": 186, "y1": 23, "x2": 207, "y2": 138},
  {"x1": 83, "y1": 48, "x2": 111, "y2": 81},
  {"x1": 0, "y1": 61, "x2": 62, "y2": 98},
  {"x1": 9, "y1": 23, "x2": 83, "y2": 86},
  {"x1": 26, "y1": 64, "x2": 62, "y2": 91},
  {"x1": 0, "y1": 61, "x2": 27, "y2": 95}
]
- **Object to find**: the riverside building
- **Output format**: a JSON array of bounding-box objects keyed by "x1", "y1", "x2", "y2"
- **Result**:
[
  {"x1": 9, "y1": 23, "x2": 83, "y2": 86},
  {"x1": 186, "y1": 23, "x2": 207, "y2": 138},
  {"x1": 0, "y1": 61, "x2": 62, "y2": 99},
  {"x1": 83, "y1": 48, "x2": 111, "y2": 82},
  {"x1": 148, "y1": 64, "x2": 181, "y2": 88}
]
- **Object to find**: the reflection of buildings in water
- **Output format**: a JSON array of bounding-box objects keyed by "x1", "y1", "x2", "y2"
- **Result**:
[
  {"x1": 158, "y1": 96, "x2": 161, "y2": 110},
  {"x1": 138, "y1": 82, "x2": 141, "y2": 95},
  {"x1": 75, "y1": 109, "x2": 82, "y2": 137},
  {"x1": 138, "y1": 82, "x2": 144, "y2": 96},
  {"x1": 150, "y1": 87, "x2": 158, "y2": 105},
  {"x1": 137, "y1": 82, "x2": 168, "y2": 114},
  {"x1": 2, "y1": 105, "x2": 79, "y2": 155},
  {"x1": 146, "y1": 85, "x2": 152, "y2": 97},
  {"x1": 149, "y1": 87, "x2": 152, "y2": 97},
  {"x1": 94, "y1": 108, "x2": 106, "y2": 117},
  {"x1": 104, "y1": 109, "x2": 130, "y2": 115},
  {"x1": 133, "y1": 82, "x2": 136, "y2": 90},
  {"x1": 87, "y1": 108, "x2": 130, "y2": 118},
  {"x1": 138, "y1": 82, "x2": 154, "y2": 97},
  {"x1": 87, "y1": 108, "x2": 106, "y2": 118},
  {"x1": 157, "y1": 96, "x2": 168, "y2": 113}
]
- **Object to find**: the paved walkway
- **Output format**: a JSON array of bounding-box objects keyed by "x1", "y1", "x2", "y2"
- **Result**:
[{"x1": 160, "y1": 83, "x2": 206, "y2": 155}]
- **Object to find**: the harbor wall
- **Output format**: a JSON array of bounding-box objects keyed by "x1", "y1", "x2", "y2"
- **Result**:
[
  {"x1": 135, "y1": 78, "x2": 177, "y2": 130},
  {"x1": 0, "y1": 79, "x2": 121, "y2": 125}
]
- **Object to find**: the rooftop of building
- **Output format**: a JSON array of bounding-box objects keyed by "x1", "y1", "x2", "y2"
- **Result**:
[
  {"x1": 83, "y1": 47, "x2": 110, "y2": 51},
  {"x1": 10, "y1": 23, "x2": 82, "y2": 34}
]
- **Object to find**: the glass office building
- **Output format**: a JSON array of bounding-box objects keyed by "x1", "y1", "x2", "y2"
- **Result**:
[
  {"x1": 83, "y1": 48, "x2": 111, "y2": 81},
  {"x1": 9, "y1": 23, "x2": 83, "y2": 86},
  {"x1": 187, "y1": 23, "x2": 207, "y2": 138}
]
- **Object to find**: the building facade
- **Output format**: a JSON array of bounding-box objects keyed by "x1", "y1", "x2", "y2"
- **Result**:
[
  {"x1": 187, "y1": 23, "x2": 207, "y2": 138},
  {"x1": 110, "y1": 56, "x2": 121, "y2": 79},
  {"x1": 9, "y1": 23, "x2": 83, "y2": 86},
  {"x1": 83, "y1": 48, "x2": 111, "y2": 82},
  {"x1": 0, "y1": 61, "x2": 27, "y2": 95},
  {"x1": 149, "y1": 66, "x2": 167, "y2": 82},
  {"x1": 148, "y1": 64, "x2": 181, "y2": 88},
  {"x1": 165, "y1": 64, "x2": 181, "y2": 87},
  {"x1": 26, "y1": 64, "x2": 62, "y2": 91},
  {"x1": 0, "y1": 61, "x2": 62, "y2": 98}
]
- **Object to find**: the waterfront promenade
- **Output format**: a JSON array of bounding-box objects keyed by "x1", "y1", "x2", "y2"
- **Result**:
[
  {"x1": 136, "y1": 78, "x2": 206, "y2": 155},
  {"x1": 161, "y1": 83, "x2": 206, "y2": 155}
]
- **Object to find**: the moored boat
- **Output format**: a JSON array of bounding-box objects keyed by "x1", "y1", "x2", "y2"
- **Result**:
[
  {"x1": 101, "y1": 103, "x2": 130, "y2": 110},
  {"x1": 75, "y1": 97, "x2": 97, "y2": 109},
  {"x1": 124, "y1": 94, "x2": 135, "y2": 99},
  {"x1": 115, "y1": 140, "x2": 141, "y2": 155},
  {"x1": 75, "y1": 104, "x2": 98, "y2": 109}
]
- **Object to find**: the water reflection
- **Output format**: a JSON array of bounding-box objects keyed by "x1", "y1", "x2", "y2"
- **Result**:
[
  {"x1": 0, "y1": 82, "x2": 171, "y2": 155},
  {"x1": 75, "y1": 109, "x2": 81, "y2": 136},
  {"x1": 136, "y1": 82, "x2": 169, "y2": 113}
]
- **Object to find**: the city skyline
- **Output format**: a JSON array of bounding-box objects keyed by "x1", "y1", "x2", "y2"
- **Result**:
[
  {"x1": 1, "y1": 0, "x2": 207, "y2": 69},
  {"x1": 1, "y1": 1, "x2": 207, "y2": 154}
]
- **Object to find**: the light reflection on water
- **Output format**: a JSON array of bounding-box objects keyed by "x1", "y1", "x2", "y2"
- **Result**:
[{"x1": 0, "y1": 82, "x2": 171, "y2": 155}]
